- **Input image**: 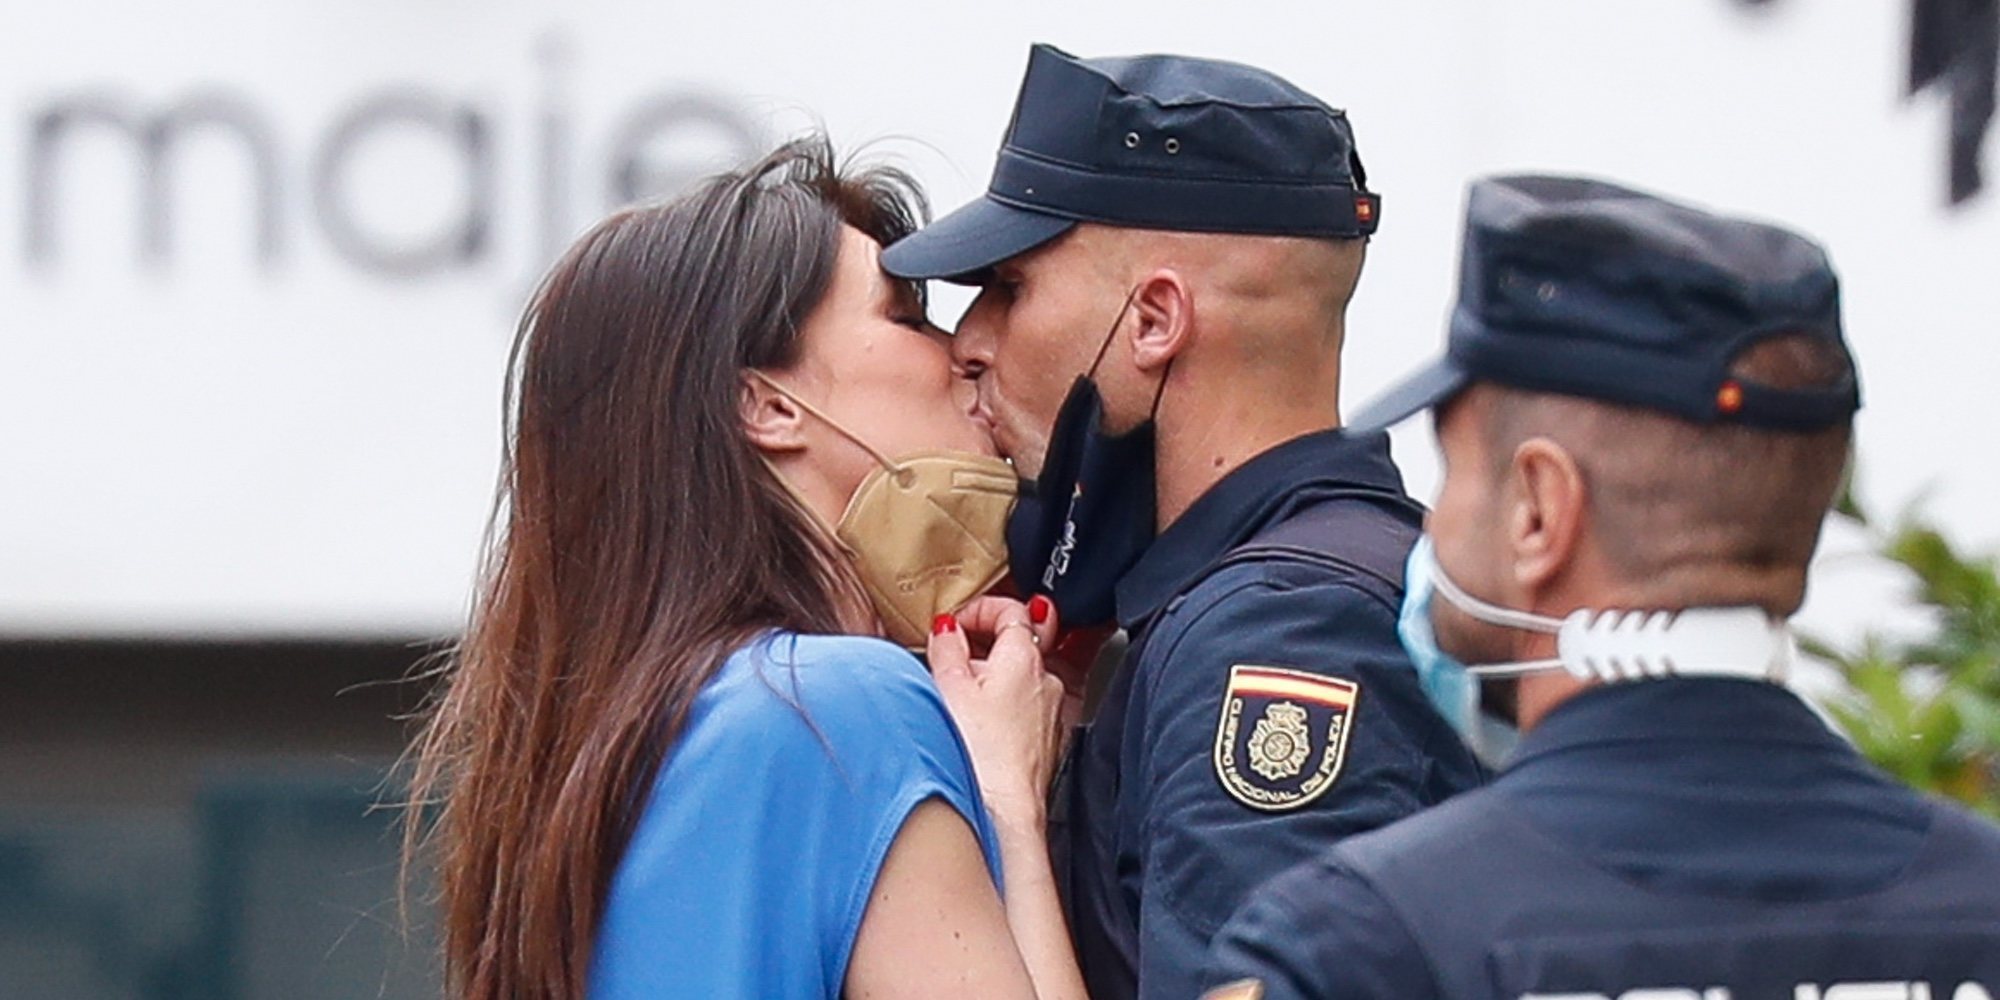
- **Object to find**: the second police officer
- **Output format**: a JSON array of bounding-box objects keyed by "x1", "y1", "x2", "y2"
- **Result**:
[{"x1": 1202, "y1": 175, "x2": 2000, "y2": 999}]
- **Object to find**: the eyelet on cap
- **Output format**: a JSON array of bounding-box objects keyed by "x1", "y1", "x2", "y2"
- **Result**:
[
  {"x1": 1124, "y1": 131, "x2": 1140, "y2": 149},
  {"x1": 895, "y1": 468, "x2": 918, "y2": 489},
  {"x1": 1716, "y1": 379, "x2": 1745, "y2": 415},
  {"x1": 1164, "y1": 137, "x2": 1182, "y2": 154}
]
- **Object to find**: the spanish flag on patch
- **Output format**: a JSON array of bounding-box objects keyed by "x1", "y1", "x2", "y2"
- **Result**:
[
  {"x1": 1212, "y1": 665, "x2": 1359, "y2": 812},
  {"x1": 1226, "y1": 666, "x2": 1358, "y2": 708}
]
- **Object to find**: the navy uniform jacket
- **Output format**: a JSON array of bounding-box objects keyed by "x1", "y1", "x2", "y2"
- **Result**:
[
  {"x1": 1204, "y1": 678, "x2": 2000, "y2": 999},
  {"x1": 1049, "y1": 429, "x2": 1487, "y2": 1000}
]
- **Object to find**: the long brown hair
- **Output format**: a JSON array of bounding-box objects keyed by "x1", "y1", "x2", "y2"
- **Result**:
[{"x1": 403, "y1": 136, "x2": 929, "y2": 1000}]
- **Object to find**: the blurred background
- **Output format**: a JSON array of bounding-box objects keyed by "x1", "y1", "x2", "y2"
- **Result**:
[{"x1": 3, "y1": 1, "x2": 1996, "y2": 996}]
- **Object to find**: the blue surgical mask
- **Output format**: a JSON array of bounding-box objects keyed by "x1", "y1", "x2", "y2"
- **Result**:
[{"x1": 1397, "y1": 535, "x2": 1482, "y2": 737}]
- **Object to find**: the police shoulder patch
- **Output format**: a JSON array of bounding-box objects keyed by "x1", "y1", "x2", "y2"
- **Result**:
[{"x1": 1212, "y1": 664, "x2": 1359, "y2": 812}]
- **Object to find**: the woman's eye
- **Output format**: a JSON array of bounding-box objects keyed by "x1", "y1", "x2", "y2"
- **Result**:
[{"x1": 893, "y1": 314, "x2": 932, "y2": 331}]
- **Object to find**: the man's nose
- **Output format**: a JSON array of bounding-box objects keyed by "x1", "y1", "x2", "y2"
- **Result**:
[{"x1": 953, "y1": 291, "x2": 1000, "y2": 374}]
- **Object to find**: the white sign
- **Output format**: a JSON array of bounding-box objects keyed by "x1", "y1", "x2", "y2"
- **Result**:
[{"x1": 3, "y1": 1, "x2": 1994, "y2": 638}]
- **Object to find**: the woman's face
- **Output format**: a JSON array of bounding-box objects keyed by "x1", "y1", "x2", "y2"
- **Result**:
[{"x1": 777, "y1": 225, "x2": 997, "y2": 501}]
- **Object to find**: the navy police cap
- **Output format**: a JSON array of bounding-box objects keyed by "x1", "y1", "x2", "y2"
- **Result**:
[
  {"x1": 1349, "y1": 175, "x2": 1860, "y2": 433},
  {"x1": 882, "y1": 43, "x2": 1379, "y2": 283}
]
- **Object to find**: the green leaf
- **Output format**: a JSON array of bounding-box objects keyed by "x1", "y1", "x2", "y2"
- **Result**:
[
  {"x1": 1831, "y1": 487, "x2": 2000, "y2": 814},
  {"x1": 1948, "y1": 687, "x2": 2000, "y2": 749}
]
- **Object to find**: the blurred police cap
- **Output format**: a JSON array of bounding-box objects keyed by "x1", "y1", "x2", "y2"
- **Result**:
[{"x1": 1349, "y1": 174, "x2": 1859, "y2": 433}]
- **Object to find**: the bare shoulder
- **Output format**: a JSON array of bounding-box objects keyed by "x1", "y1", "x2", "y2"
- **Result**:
[{"x1": 845, "y1": 799, "x2": 1035, "y2": 1000}]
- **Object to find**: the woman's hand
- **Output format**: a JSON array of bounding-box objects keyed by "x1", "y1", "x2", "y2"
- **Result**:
[{"x1": 928, "y1": 596, "x2": 1066, "y2": 833}]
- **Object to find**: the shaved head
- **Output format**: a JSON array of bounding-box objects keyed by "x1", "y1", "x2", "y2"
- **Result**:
[{"x1": 1105, "y1": 227, "x2": 1365, "y2": 338}]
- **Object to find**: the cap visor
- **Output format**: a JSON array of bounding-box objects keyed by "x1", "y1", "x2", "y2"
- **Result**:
[
  {"x1": 1346, "y1": 359, "x2": 1469, "y2": 433},
  {"x1": 881, "y1": 196, "x2": 1076, "y2": 283}
]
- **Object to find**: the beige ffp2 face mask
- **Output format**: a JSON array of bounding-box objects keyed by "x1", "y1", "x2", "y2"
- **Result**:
[{"x1": 750, "y1": 371, "x2": 1017, "y2": 648}]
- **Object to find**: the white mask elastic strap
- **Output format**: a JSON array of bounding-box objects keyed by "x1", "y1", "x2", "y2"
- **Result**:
[
  {"x1": 748, "y1": 369, "x2": 900, "y2": 473},
  {"x1": 1465, "y1": 658, "x2": 1565, "y2": 678},
  {"x1": 1425, "y1": 546, "x2": 1791, "y2": 684},
  {"x1": 1429, "y1": 557, "x2": 1565, "y2": 635},
  {"x1": 1548, "y1": 606, "x2": 1794, "y2": 683}
]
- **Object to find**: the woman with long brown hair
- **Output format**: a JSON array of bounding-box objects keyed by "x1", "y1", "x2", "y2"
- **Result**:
[{"x1": 405, "y1": 136, "x2": 1086, "y2": 999}]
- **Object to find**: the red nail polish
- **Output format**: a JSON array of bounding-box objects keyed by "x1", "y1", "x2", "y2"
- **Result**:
[
  {"x1": 1028, "y1": 595, "x2": 1052, "y2": 625},
  {"x1": 932, "y1": 613, "x2": 957, "y2": 636}
]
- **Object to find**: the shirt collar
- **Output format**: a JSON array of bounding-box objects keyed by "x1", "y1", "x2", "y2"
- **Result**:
[
  {"x1": 1507, "y1": 677, "x2": 1847, "y2": 771},
  {"x1": 1113, "y1": 428, "x2": 1411, "y2": 630}
]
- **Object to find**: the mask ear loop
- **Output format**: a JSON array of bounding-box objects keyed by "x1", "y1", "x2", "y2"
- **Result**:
[
  {"x1": 747, "y1": 369, "x2": 910, "y2": 485},
  {"x1": 1084, "y1": 287, "x2": 1144, "y2": 380},
  {"x1": 1463, "y1": 658, "x2": 1565, "y2": 678},
  {"x1": 1429, "y1": 553, "x2": 1565, "y2": 635},
  {"x1": 744, "y1": 370, "x2": 875, "y2": 583},
  {"x1": 1423, "y1": 543, "x2": 1566, "y2": 676},
  {"x1": 1086, "y1": 286, "x2": 1173, "y2": 421}
]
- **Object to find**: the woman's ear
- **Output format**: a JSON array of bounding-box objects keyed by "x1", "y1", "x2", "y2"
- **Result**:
[
  {"x1": 1129, "y1": 268, "x2": 1193, "y2": 373},
  {"x1": 1506, "y1": 437, "x2": 1586, "y2": 595},
  {"x1": 740, "y1": 371, "x2": 810, "y2": 454}
]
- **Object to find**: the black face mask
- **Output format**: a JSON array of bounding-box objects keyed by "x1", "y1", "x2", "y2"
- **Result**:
[{"x1": 1006, "y1": 293, "x2": 1167, "y2": 628}]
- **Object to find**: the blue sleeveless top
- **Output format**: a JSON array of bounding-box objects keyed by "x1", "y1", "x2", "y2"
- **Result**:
[{"x1": 590, "y1": 631, "x2": 1002, "y2": 999}]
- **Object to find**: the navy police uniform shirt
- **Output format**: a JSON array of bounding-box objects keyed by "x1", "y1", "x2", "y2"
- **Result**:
[
  {"x1": 1049, "y1": 428, "x2": 1487, "y2": 1000},
  {"x1": 1204, "y1": 678, "x2": 2000, "y2": 1000}
]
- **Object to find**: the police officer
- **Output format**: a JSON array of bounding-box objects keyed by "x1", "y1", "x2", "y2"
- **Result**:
[
  {"x1": 1201, "y1": 175, "x2": 2000, "y2": 1000},
  {"x1": 882, "y1": 44, "x2": 1485, "y2": 999}
]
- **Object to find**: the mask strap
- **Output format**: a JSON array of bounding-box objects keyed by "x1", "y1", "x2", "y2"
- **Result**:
[
  {"x1": 1428, "y1": 553, "x2": 1566, "y2": 635},
  {"x1": 1420, "y1": 542, "x2": 1792, "y2": 684},
  {"x1": 747, "y1": 369, "x2": 902, "y2": 474},
  {"x1": 1465, "y1": 658, "x2": 1565, "y2": 677},
  {"x1": 1084, "y1": 287, "x2": 1143, "y2": 379},
  {"x1": 1087, "y1": 287, "x2": 1173, "y2": 419},
  {"x1": 1417, "y1": 540, "x2": 1566, "y2": 677}
]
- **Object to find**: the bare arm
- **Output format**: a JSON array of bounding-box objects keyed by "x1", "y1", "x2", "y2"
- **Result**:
[
  {"x1": 979, "y1": 791, "x2": 1089, "y2": 1000},
  {"x1": 844, "y1": 798, "x2": 1041, "y2": 999},
  {"x1": 926, "y1": 598, "x2": 1090, "y2": 1000}
]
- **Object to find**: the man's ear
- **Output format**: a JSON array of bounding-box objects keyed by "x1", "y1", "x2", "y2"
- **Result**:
[
  {"x1": 740, "y1": 371, "x2": 810, "y2": 454},
  {"x1": 1507, "y1": 437, "x2": 1586, "y2": 594},
  {"x1": 1129, "y1": 268, "x2": 1193, "y2": 373}
]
